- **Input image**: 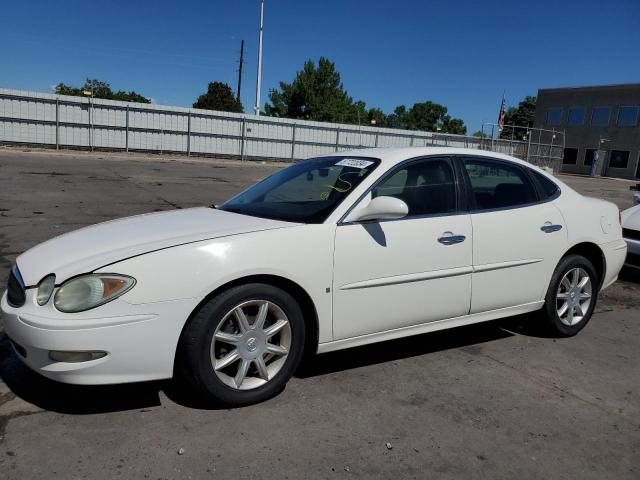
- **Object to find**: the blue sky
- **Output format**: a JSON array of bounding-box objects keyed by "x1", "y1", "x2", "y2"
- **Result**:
[{"x1": 2, "y1": 0, "x2": 639, "y2": 133}]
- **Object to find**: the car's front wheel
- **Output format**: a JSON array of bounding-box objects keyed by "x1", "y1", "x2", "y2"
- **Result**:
[
  {"x1": 177, "y1": 283, "x2": 305, "y2": 406},
  {"x1": 541, "y1": 254, "x2": 598, "y2": 337}
]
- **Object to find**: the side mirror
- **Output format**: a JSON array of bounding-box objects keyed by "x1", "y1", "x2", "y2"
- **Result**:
[{"x1": 345, "y1": 196, "x2": 409, "y2": 223}]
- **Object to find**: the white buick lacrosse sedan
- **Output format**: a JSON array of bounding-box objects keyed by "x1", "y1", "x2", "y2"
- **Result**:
[{"x1": 1, "y1": 148, "x2": 627, "y2": 406}]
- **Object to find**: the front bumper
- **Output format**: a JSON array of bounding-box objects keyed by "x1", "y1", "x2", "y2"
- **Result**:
[{"x1": 1, "y1": 290, "x2": 197, "y2": 385}]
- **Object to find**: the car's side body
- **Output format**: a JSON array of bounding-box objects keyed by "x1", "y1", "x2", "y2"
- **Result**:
[
  {"x1": 1, "y1": 147, "x2": 627, "y2": 385},
  {"x1": 622, "y1": 203, "x2": 640, "y2": 270}
]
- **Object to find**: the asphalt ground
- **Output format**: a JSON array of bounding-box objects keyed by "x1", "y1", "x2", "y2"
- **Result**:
[{"x1": 0, "y1": 147, "x2": 639, "y2": 479}]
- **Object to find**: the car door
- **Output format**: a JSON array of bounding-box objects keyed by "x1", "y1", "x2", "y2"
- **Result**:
[
  {"x1": 460, "y1": 156, "x2": 567, "y2": 314},
  {"x1": 332, "y1": 156, "x2": 473, "y2": 340}
]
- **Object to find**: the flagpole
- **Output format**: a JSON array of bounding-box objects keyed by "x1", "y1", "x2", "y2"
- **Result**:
[{"x1": 497, "y1": 92, "x2": 506, "y2": 139}]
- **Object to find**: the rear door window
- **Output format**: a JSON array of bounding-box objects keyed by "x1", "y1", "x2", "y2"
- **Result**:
[{"x1": 462, "y1": 158, "x2": 537, "y2": 211}]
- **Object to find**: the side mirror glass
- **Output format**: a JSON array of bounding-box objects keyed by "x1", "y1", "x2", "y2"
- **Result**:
[{"x1": 345, "y1": 196, "x2": 408, "y2": 223}]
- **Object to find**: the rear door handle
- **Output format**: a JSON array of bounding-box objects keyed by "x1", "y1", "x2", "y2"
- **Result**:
[
  {"x1": 438, "y1": 235, "x2": 466, "y2": 245},
  {"x1": 540, "y1": 224, "x2": 563, "y2": 233}
]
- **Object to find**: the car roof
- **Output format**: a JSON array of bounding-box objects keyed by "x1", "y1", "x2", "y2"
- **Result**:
[{"x1": 322, "y1": 147, "x2": 544, "y2": 173}]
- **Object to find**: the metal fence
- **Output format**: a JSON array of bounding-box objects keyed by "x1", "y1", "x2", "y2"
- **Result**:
[
  {"x1": 480, "y1": 122, "x2": 565, "y2": 172},
  {"x1": 0, "y1": 88, "x2": 563, "y2": 171}
]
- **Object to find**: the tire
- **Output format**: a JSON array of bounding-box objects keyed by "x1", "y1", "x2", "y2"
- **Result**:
[
  {"x1": 541, "y1": 254, "x2": 599, "y2": 337},
  {"x1": 177, "y1": 283, "x2": 305, "y2": 407}
]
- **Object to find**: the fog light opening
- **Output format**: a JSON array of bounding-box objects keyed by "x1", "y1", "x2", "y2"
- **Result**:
[
  {"x1": 9, "y1": 339, "x2": 27, "y2": 358},
  {"x1": 48, "y1": 350, "x2": 107, "y2": 363}
]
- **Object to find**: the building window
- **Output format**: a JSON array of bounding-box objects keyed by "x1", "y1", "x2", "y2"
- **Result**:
[
  {"x1": 617, "y1": 106, "x2": 639, "y2": 127},
  {"x1": 609, "y1": 150, "x2": 629, "y2": 169},
  {"x1": 567, "y1": 107, "x2": 585, "y2": 126},
  {"x1": 584, "y1": 149, "x2": 597, "y2": 166},
  {"x1": 545, "y1": 108, "x2": 562, "y2": 126},
  {"x1": 563, "y1": 148, "x2": 578, "y2": 165},
  {"x1": 591, "y1": 106, "x2": 611, "y2": 126}
]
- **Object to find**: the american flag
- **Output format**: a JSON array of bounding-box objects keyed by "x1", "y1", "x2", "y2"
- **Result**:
[{"x1": 497, "y1": 94, "x2": 506, "y2": 132}]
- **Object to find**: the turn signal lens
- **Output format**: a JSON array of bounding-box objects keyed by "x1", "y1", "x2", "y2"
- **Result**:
[
  {"x1": 36, "y1": 274, "x2": 56, "y2": 306},
  {"x1": 54, "y1": 274, "x2": 136, "y2": 313}
]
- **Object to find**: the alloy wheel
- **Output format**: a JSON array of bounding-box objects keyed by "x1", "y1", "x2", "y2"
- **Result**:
[
  {"x1": 556, "y1": 267, "x2": 593, "y2": 326},
  {"x1": 210, "y1": 300, "x2": 291, "y2": 390}
]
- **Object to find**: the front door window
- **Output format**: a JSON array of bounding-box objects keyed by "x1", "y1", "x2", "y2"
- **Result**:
[{"x1": 372, "y1": 157, "x2": 457, "y2": 216}]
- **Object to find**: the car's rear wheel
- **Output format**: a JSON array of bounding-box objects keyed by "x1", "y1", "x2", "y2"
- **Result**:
[
  {"x1": 177, "y1": 283, "x2": 305, "y2": 406},
  {"x1": 542, "y1": 254, "x2": 598, "y2": 337}
]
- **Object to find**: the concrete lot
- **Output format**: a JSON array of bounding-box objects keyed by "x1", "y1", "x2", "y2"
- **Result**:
[{"x1": 1, "y1": 147, "x2": 639, "y2": 479}]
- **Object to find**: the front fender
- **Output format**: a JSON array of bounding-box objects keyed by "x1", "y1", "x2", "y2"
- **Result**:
[{"x1": 95, "y1": 224, "x2": 335, "y2": 343}]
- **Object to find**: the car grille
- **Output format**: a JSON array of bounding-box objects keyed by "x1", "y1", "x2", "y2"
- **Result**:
[
  {"x1": 7, "y1": 265, "x2": 26, "y2": 308},
  {"x1": 623, "y1": 228, "x2": 640, "y2": 241}
]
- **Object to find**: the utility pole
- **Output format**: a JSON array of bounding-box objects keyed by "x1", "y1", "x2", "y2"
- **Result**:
[
  {"x1": 254, "y1": 0, "x2": 264, "y2": 116},
  {"x1": 236, "y1": 39, "x2": 244, "y2": 102},
  {"x1": 82, "y1": 80, "x2": 95, "y2": 152}
]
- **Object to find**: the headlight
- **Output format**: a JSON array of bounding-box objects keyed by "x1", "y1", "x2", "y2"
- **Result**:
[
  {"x1": 54, "y1": 274, "x2": 136, "y2": 313},
  {"x1": 36, "y1": 274, "x2": 56, "y2": 306}
]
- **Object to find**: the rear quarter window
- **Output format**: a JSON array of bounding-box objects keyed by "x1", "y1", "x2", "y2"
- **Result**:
[{"x1": 530, "y1": 170, "x2": 560, "y2": 200}]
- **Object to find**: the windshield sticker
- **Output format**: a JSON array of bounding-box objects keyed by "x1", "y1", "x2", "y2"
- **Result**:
[{"x1": 335, "y1": 158, "x2": 374, "y2": 169}]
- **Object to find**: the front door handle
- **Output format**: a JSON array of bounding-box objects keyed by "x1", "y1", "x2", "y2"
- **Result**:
[
  {"x1": 540, "y1": 224, "x2": 563, "y2": 233},
  {"x1": 438, "y1": 234, "x2": 466, "y2": 245}
]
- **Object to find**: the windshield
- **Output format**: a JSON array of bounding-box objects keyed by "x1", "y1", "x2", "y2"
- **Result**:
[{"x1": 219, "y1": 156, "x2": 380, "y2": 223}]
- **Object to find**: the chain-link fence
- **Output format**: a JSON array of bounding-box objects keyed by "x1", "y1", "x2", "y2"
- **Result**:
[{"x1": 480, "y1": 123, "x2": 565, "y2": 172}]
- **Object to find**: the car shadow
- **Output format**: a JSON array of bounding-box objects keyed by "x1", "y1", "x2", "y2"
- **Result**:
[
  {"x1": 0, "y1": 313, "x2": 552, "y2": 414},
  {"x1": 295, "y1": 315, "x2": 546, "y2": 378}
]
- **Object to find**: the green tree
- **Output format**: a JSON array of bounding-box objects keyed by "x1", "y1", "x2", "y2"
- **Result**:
[
  {"x1": 55, "y1": 79, "x2": 150, "y2": 103},
  {"x1": 367, "y1": 107, "x2": 388, "y2": 127},
  {"x1": 408, "y1": 102, "x2": 448, "y2": 132},
  {"x1": 443, "y1": 117, "x2": 467, "y2": 135},
  {"x1": 386, "y1": 105, "x2": 410, "y2": 129},
  {"x1": 350, "y1": 100, "x2": 369, "y2": 125},
  {"x1": 500, "y1": 95, "x2": 536, "y2": 139},
  {"x1": 384, "y1": 102, "x2": 466, "y2": 134},
  {"x1": 264, "y1": 57, "x2": 466, "y2": 133},
  {"x1": 265, "y1": 57, "x2": 358, "y2": 123},
  {"x1": 412, "y1": 101, "x2": 466, "y2": 134},
  {"x1": 472, "y1": 130, "x2": 489, "y2": 138},
  {"x1": 193, "y1": 82, "x2": 243, "y2": 113}
]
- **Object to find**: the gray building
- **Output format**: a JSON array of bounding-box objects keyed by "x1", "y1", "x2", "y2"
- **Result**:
[{"x1": 533, "y1": 84, "x2": 640, "y2": 179}]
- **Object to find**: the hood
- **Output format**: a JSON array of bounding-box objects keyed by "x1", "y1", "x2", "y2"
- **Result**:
[
  {"x1": 17, "y1": 207, "x2": 298, "y2": 286},
  {"x1": 622, "y1": 204, "x2": 640, "y2": 231}
]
